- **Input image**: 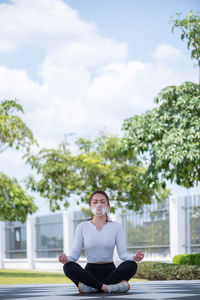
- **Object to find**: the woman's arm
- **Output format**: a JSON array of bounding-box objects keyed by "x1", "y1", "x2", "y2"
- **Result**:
[
  {"x1": 115, "y1": 223, "x2": 144, "y2": 262},
  {"x1": 115, "y1": 223, "x2": 136, "y2": 261},
  {"x1": 67, "y1": 223, "x2": 84, "y2": 262}
]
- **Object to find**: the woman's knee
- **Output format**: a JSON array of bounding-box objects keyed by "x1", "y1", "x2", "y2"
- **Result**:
[
  {"x1": 63, "y1": 261, "x2": 78, "y2": 275},
  {"x1": 121, "y1": 260, "x2": 138, "y2": 272}
]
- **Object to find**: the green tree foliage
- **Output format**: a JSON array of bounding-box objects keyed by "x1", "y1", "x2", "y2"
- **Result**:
[
  {"x1": 0, "y1": 100, "x2": 36, "y2": 153},
  {"x1": 121, "y1": 11, "x2": 200, "y2": 189},
  {"x1": 173, "y1": 253, "x2": 200, "y2": 266},
  {"x1": 25, "y1": 134, "x2": 169, "y2": 213},
  {"x1": 169, "y1": 10, "x2": 200, "y2": 83},
  {"x1": 0, "y1": 172, "x2": 37, "y2": 223},
  {"x1": 0, "y1": 99, "x2": 38, "y2": 222},
  {"x1": 122, "y1": 82, "x2": 200, "y2": 188}
]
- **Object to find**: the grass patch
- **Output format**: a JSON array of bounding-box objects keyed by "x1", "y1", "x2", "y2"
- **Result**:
[
  {"x1": 0, "y1": 269, "x2": 147, "y2": 285},
  {"x1": 0, "y1": 269, "x2": 70, "y2": 285}
]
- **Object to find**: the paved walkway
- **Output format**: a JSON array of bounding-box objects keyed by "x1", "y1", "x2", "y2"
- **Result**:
[{"x1": 0, "y1": 281, "x2": 200, "y2": 300}]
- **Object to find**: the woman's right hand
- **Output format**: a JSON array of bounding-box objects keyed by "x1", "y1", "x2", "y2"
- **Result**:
[{"x1": 58, "y1": 253, "x2": 69, "y2": 264}]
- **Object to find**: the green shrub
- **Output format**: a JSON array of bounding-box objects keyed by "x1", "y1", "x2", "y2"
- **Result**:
[
  {"x1": 134, "y1": 262, "x2": 200, "y2": 280},
  {"x1": 173, "y1": 253, "x2": 200, "y2": 266}
]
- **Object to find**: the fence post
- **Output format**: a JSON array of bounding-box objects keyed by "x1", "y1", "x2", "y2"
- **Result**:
[
  {"x1": 169, "y1": 195, "x2": 186, "y2": 262},
  {"x1": 0, "y1": 221, "x2": 5, "y2": 268},
  {"x1": 26, "y1": 216, "x2": 36, "y2": 269}
]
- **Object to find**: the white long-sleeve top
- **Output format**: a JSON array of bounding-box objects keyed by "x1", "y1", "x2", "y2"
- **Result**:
[{"x1": 67, "y1": 220, "x2": 136, "y2": 263}]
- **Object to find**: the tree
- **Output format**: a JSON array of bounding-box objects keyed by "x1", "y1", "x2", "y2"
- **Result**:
[
  {"x1": 0, "y1": 172, "x2": 37, "y2": 223},
  {"x1": 25, "y1": 134, "x2": 169, "y2": 213},
  {"x1": 0, "y1": 100, "x2": 36, "y2": 153},
  {"x1": 169, "y1": 10, "x2": 200, "y2": 84},
  {"x1": 0, "y1": 99, "x2": 38, "y2": 222},
  {"x1": 120, "y1": 11, "x2": 200, "y2": 189}
]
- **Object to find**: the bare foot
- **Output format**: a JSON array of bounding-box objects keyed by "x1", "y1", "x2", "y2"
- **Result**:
[{"x1": 101, "y1": 284, "x2": 109, "y2": 292}]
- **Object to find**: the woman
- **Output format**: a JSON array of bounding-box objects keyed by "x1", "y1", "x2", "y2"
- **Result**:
[{"x1": 58, "y1": 189, "x2": 144, "y2": 294}]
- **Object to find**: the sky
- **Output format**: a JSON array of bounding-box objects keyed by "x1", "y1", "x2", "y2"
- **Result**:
[{"x1": 0, "y1": 0, "x2": 199, "y2": 215}]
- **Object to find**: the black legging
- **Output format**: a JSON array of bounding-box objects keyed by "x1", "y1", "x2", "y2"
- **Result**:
[{"x1": 63, "y1": 260, "x2": 137, "y2": 292}]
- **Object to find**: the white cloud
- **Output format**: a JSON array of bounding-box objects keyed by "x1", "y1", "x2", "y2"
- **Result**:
[
  {"x1": 152, "y1": 43, "x2": 184, "y2": 62},
  {"x1": 0, "y1": 66, "x2": 40, "y2": 101},
  {"x1": 0, "y1": 0, "x2": 95, "y2": 53},
  {"x1": 0, "y1": 54, "x2": 196, "y2": 150},
  {"x1": 0, "y1": 0, "x2": 128, "y2": 65}
]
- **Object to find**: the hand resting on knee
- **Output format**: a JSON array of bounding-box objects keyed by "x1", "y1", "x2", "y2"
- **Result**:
[{"x1": 58, "y1": 253, "x2": 69, "y2": 264}]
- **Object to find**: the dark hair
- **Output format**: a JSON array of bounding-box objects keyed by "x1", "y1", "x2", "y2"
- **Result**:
[{"x1": 89, "y1": 189, "x2": 112, "y2": 222}]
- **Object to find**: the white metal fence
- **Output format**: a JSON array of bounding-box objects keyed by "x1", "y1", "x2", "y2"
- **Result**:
[
  {"x1": 183, "y1": 194, "x2": 200, "y2": 254},
  {"x1": 5, "y1": 221, "x2": 26, "y2": 259},
  {"x1": 35, "y1": 214, "x2": 63, "y2": 258},
  {"x1": 0, "y1": 194, "x2": 199, "y2": 270},
  {"x1": 121, "y1": 199, "x2": 170, "y2": 259}
]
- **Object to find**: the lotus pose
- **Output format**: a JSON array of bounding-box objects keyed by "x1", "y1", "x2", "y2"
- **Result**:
[{"x1": 58, "y1": 189, "x2": 144, "y2": 294}]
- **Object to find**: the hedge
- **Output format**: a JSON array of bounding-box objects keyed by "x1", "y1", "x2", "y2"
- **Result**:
[
  {"x1": 173, "y1": 253, "x2": 200, "y2": 266},
  {"x1": 134, "y1": 262, "x2": 200, "y2": 280}
]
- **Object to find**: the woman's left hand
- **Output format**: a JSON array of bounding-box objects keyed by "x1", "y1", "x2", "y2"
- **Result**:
[{"x1": 133, "y1": 250, "x2": 144, "y2": 262}]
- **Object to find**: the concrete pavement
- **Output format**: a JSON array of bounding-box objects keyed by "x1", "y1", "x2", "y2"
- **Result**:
[{"x1": 0, "y1": 280, "x2": 200, "y2": 300}]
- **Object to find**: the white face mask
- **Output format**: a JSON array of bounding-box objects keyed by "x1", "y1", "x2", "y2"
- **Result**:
[{"x1": 91, "y1": 206, "x2": 109, "y2": 216}]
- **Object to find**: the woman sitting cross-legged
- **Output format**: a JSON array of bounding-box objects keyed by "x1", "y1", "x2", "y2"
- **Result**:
[{"x1": 58, "y1": 189, "x2": 144, "y2": 294}]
